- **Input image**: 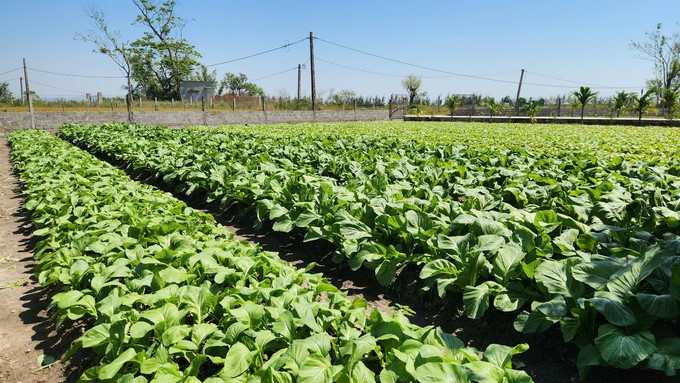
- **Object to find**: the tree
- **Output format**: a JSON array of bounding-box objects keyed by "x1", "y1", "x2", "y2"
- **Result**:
[
  {"x1": 659, "y1": 87, "x2": 679, "y2": 119},
  {"x1": 631, "y1": 88, "x2": 657, "y2": 122},
  {"x1": 611, "y1": 91, "x2": 632, "y2": 118},
  {"x1": 572, "y1": 86, "x2": 598, "y2": 123},
  {"x1": 188, "y1": 65, "x2": 217, "y2": 83},
  {"x1": 481, "y1": 96, "x2": 503, "y2": 121},
  {"x1": 630, "y1": 23, "x2": 680, "y2": 94},
  {"x1": 131, "y1": 0, "x2": 203, "y2": 100},
  {"x1": 402, "y1": 75, "x2": 422, "y2": 105},
  {"x1": 332, "y1": 89, "x2": 356, "y2": 110},
  {"x1": 444, "y1": 95, "x2": 461, "y2": 119},
  {"x1": 0, "y1": 82, "x2": 12, "y2": 103},
  {"x1": 218, "y1": 73, "x2": 264, "y2": 97},
  {"x1": 521, "y1": 100, "x2": 541, "y2": 123},
  {"x1": 76, "y1": 4, "x2": 135, "y2": 122}
]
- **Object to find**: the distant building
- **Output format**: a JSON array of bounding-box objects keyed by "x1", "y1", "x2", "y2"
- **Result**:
[{"x1": 180, "y1": 81, "x2": 215, "y2": 102}]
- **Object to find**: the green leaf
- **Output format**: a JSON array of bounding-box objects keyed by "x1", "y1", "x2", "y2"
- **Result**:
[
  {"x1": 576, "y1": 234, "x2": 599, "y2": 253},
  {"x1": 130, "y1": 321, "x2": 154, "y2": 339},
  {"x1": 534, "y1": 210, "x2": 561, "y2": 234},
  {"x1": 646, "y1": 337, "x2": 680, "y2": 376},
  {"x1": 473, "y1": 234, "x2": 505, "y2": 253},
  {"x1": 268, "y1": 204, "x2": 289, "y2": 220},
  {"x1": 98, "y1": 348, "x2": 138, "y2": 380},
  {"x1": 375, "y1": 259, "x2": 398, "y2": 286},
  {"x1": 298, "y1": 354, "x2": 340, "y2": 383},
  {"x1": 670, "y1": 266, "x2": 680, "y2": 299},
  {"x1": 222, "y1": 342, "x2": 253, "y2": 378},
  {"x1": 572, "y1": 255, "x2": 622, "y2": 290},
  {"x1": 553, "y1": 228, "x2": 580, "y2": 252},
  {"x1": 575, "y1": 344, "x2": 603, "y2": 380},
  {"x1": 534, "y1": 296, "x2": 567, "y2": 318},
  {"x1": 492, "y1": 243, "x2": 525, "y2": 283},
  {"x1": 411, "y1": 361, "x2": 467, "y2": 383},
  {"x1": 420, "y1": 259, "x2": 459, "y2": 280},
  {"x1": 607, "y1": 245, "x2": 663, "y2": 296},
  {"x1": 294, "y1": 208, "x2": 321, "y2": 228},
  {"x1": 81, "y1": 323, "x2": 111, "y2": 348},
  {"x1": 513, "y1": 310, "x2": 558, "y2": 334},
  {"x1": 535, "y1": 260, "x2": 576, "y2": 298},
  {"x1": 636, "y1": 293, "x2": 680, "y2": 318},
  {"x1": 594, "y1": 324, "x2": 656, "y2": 369},
  {"x1": 580, "y1": 291, "x2": 637, "y2": 327},
  {"x1": 272, "y1": 217, "x2": 294, "y2": 233},
  {"x1": 463, "y1": 282, "x2": 499, "y2": 319},
  {"x1": 482, "y1": 343, "x2": 529, "y2": 369},
  {"x1": 350, "y1": 361, "x2": 376, "y2": 383}
]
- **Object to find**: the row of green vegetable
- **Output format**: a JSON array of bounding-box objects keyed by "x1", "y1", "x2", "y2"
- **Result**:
[
  {"x1": 58, "y1": 122, "x2": 680, "y2": 377},
  {"x1": 10, "y1": 129, "x2": 532, "y2": 382}
]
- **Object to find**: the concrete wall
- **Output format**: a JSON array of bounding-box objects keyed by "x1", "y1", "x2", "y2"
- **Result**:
[{"x1": 0, "y1": 110, "x2": 390, "y2": 133}]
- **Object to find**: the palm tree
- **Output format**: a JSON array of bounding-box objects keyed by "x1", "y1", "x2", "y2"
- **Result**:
[
  {"x1": 572, "y1": 86, "x2": 598, "y2": 123},
  {"x1": 482, "y1": 96, "x2": 503, "y2": 122},
  {"x1": 445, "y1": 95, "x2": 461, "y2": 120},
  {"x1": 612, "y1": 91, "x2": 631, "y2": 118},
  {"x1": 521, "y1": 100, "x2": 541, "y2": 123},
  {"x1": 631, "y1": 88, "x2": 657, "y2": 122},
  {"x1": 659, "y1": 87, "x2": 679, "y2": 119}
]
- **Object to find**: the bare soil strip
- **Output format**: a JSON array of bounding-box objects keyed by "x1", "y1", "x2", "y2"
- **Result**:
[{"x1": 0, "y1": 138, "x2": 75, "y2": 382}]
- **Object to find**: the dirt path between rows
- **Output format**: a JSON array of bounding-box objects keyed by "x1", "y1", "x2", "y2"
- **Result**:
[{"x1": 0, "y1": 138, "x2": 74, "y2": 382}]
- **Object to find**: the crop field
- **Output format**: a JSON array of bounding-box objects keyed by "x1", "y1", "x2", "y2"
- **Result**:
[{"x1": 4, "y1": 121, "x2": 680, "y2": 382}]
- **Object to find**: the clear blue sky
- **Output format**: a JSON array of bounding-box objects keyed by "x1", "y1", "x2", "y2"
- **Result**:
[{"x1": 2, "y1": 0, "x2": 679, "y2": 101}]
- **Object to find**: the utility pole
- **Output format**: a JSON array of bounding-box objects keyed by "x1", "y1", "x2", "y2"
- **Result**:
[
  {"x1": 297, "y1": 64, "x2": 302, "y2": 100},
  {"x1": 513, "y1": 69, "x2": 525, "y2": 116},
  {"x1": 23, "y1": 58, "x2": 35, "y2": 129},
  {"x1": 19, "y1": 77, "x2": 24, "y2": 105},
  {"x1": 309, "y1": 32, "x2": 316, "y2": 112}
]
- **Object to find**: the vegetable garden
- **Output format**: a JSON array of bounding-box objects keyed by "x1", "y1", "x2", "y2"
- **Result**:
[{"x1": 6, "y1": 121, "x2": 680, "y2": 382}]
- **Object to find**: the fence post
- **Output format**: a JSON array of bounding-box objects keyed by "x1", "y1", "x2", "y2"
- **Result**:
[
  {"x1": 201, "y1": 96, "x2": 205, "y2": 112},
  {"x1": 154, "y1": 97, "x2": 158, "y2": 111}
]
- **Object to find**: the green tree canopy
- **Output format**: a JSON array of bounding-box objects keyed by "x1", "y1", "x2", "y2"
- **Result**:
[
  {"x1": 631, "y1": 88, "x2": 658, "y2": 122},
  {"x1": 572, "y1": 86, "x2": 598, "y2": 122},
  {"x1": 0, "y1": 82, "x2": 13, "y2": 103},
  {"x1": 130, "y1": 0, "x2": 203, "y2": 100},
  {"x1": 218, "y1": 73, "x2": 264, "y2": 97},
  {"x1": 612, "y1": 91, "x2": 632, "y2": 118}
]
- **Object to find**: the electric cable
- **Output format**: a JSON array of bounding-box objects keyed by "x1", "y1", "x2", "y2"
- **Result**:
[{"x1": 206, "y1": 37, "x2": 308, "y2": 67}]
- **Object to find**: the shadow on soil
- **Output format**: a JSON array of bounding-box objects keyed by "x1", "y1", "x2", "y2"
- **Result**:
[{"x1": 13, "y1": 203, "x2": 94, "y2": 382}]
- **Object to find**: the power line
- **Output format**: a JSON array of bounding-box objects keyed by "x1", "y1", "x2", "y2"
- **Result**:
[
  {"x1": 315, "y1": 37, "x2": 518, "y2": 84},
  {"x1": 524, "y1": 70, "x2": 638, "y2": 89},
  {"x1": 0, "y1": 76, "x2": 21, "y2": 83},
  {"x1": 28, "y1": 67, "x2": 125, "y2": 79},
  {"x1": 252, "y1": 66, "x2": 298, "y2": 81},
  {"x1": 30, "y1": 80, "x2": 87, "y2": 94},
  {"x1": 206, "y1": 37, "x2": 308, "y2": 67},
  {"x1": 315, "y1": 36, "x2": 643, "y2": 90},
  {"x1": 317, "y1": 57, "x2": 403, "y2": 78},
  {"x1": 0, "y1": 67, "x2": 22, "y2": 77},
  {"x1": 318, "y1": 57, "x2": 513, "y2": 80}
]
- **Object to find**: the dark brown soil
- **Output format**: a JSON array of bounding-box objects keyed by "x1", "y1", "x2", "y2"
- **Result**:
[{"x1": 0, "y1": 138, "x2": 77, "y2": 382}]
